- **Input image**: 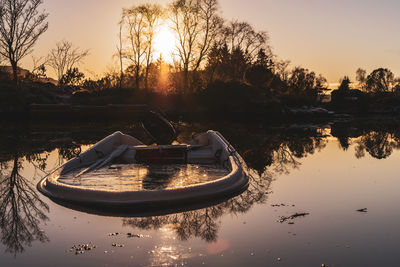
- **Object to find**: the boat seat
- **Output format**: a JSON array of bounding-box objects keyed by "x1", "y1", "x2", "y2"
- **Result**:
[
  {"x1": 187, "y1": 145, "x2": 217, "y2": 164},
  {"x1": 134, "y1": 145, "x2": 189, "y2": 164}
]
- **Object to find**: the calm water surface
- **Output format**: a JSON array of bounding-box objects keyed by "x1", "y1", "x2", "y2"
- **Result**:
[
  {"x1": 1, "y1": 121, "x2": 400, "y2": 266},
  {"x1": 60, "y1": 164, "x2": 229, "y2": 191}
]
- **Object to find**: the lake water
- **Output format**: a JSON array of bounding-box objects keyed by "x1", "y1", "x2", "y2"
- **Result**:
[
  {"x1": 1, "y1": 120, "x2": 400, "y2": 266},
  {"x1": 59, "y1": 164, "x2": 229, "y2": 192}
]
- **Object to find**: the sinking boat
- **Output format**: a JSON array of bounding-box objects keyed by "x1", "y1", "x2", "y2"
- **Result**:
[{"x1": 37, "y1": 131, "x2": 249, "y2": 208}]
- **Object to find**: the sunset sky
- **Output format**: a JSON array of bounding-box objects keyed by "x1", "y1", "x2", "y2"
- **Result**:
[{"x1": 23, "y1": 0, "x2": 400, "y2": 86}]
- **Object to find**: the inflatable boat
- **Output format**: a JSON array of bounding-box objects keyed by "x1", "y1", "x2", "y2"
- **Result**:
[{"x1": 37, "y1": 131, "x2": 249, "y2": 207}]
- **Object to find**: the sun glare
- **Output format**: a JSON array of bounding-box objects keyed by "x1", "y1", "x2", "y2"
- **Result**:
[{"x1": 153, "y1": 24, "x2": 176, "y2": 63}]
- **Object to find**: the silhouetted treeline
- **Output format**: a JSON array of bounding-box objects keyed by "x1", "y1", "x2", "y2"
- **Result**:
[
  {"x1": 67, "y1": 0, "x2": 328, "y2": 109},
  {"x1": 2, "y1": 0, "x2": 400, "y2": 119},
  {"x1": 331, "y1": 68, "x2": 400, "y2": 114}
]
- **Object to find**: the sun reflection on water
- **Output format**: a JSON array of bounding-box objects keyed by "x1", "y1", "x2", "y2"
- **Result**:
[{"x1": 148, "y1": 226, "x2": 197, "y2": 266}]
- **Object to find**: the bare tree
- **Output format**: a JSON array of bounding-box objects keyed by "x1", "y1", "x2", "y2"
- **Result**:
[
  {"x1": 47, "y1": 40, "x2": 89, "y2": 82},
  {"x1": 169, "y1": 0, "x2": 222, "y2": 93},
  {"x1": 141, "y1": 4, "x2": 163, "y2": 90},
  {"x1": 223, "y1": 20, "x2": 268, "y2": 63},
  {"x1": 116, "y1": 20, "x2": 124, "y2": 88},
  {"x1": 193, "y1": 0, "x2": 223, "y2": 71},
  {"x1": 0, "y1": 155, "x2": 49, "y2": 255},
  {"x1": 121, "y1": 4, "x2": 163, "y2": 90},
  {"x1": 122, "y1": 6, "x2": 147, "y2": 89},
  {"x1": 0, "y1": 0, "x2": 48, "y2": 83},
  {"x1": 169, "y1": 0, "x2": 198, "y2": 92},
  {"x1": 203, "y1": 19, "x2": 269, "y2": 83},
  {"x1": 356, "y1": 68, "x2": 367, "y2": 90},
  {"x1": 30, "y1": 55, "x2": 47, "y2": 78},
  {"x1": 274, "y1": 59, "x2": 291, "y2": 82}
]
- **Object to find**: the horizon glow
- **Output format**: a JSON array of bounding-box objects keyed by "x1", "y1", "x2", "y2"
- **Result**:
[{"x1": 18, "y1": 0, "x2": 400, "y2": 84}]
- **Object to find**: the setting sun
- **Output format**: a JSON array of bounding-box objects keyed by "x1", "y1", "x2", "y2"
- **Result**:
[
  {"x1": 2, "y1": 0, "x2": 400, "y2": 267},
  {"x1": 153, "y1": 24, "x2": 176, "y2": 63}
]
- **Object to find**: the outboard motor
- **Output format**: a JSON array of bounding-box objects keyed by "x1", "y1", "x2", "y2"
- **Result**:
[{"x1": 141, "y1": 110, "x2": 176, "y2": 145}]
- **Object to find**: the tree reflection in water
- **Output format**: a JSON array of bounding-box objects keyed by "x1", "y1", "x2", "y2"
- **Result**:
[
  {"x1": 354, "y1": 131, "x2": 400, "y2": 159},
  {"x1": 58, "y1": 143, "x2": 82, "y2": 161},
  {"x1": 123, "y1": 169, "x2": 272, "y2": 242},
  {"x1": 0, "y1": 155, "x2": 49, "y2": 255},
  {"x1": 3, "y1": 123, "x2": 400, "y2": 250},
  {"x1": 123, "y1": 127, "x2": 327, "y2": 242},
  {"x1": 331, "y1": 122, "x2": 400, "y2": 159}
]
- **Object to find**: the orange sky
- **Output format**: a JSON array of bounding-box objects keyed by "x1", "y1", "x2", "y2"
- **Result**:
[{"x1": 21, "y1": 0, "x2": 400, "y2": 86}]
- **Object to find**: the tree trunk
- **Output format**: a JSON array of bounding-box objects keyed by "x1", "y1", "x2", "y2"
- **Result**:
[
  {"x1": 208, "y1": 65, "x2": 217, "y2": 84},
  {"x1": 135, "y1": 65, "x2": 140, "y2": 89},
  {"x1": 183, "y1": 68, "x2": 189, "y2": 94},
  {"x1": 119, "y1": 73, "x2": 124, "y2": 89},
  {"x1": 118, "y1": 23, "x2": 124, "y2": 89},
  {"x1": 145, "y1": 66, "x2": 149, "y2": 90},
  {"x1": 136, "y1": 75, "x2": 140, "y2": 90},
  {"x1": 119, "y1": 54, "x2": 124, "y2": 89},
  {"x1": 10, "y1": 155, "x2": 19, "y2": 186},
  {"x1": 11, "y1": 61, "x2": 19, "y2": 84}
]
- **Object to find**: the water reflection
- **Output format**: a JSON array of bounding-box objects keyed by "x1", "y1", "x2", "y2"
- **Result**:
[
  {"x1": 0, "y1": 155, "x2": 49, "y2": 255},
  {"x1": 2, "y1": 121, "x2": 400, "y2": 254},
  {"x1": 355, "y1": 131, "x2": 400, "y2": 159},
  {"x1": 0, "y1": 123, "x2": 150, "y2": 256},
  {"x1": 0, "y1": 123, "x2": 334, "y2": 246},
  {"x1": 122, "y1": 127, "x2": 327, "y2": 242},
  {"x1": 220, "y1": 126, "x2": 328, "y2": 175},
  {"x1": 123, "y1": 170, "x2": 272, "y2": 242},
  {"x1": 58, "y1": 143, "x2": 81, "y2": 161},
  {"x1": 331, "y1": 122, "x2": 400, "y2": 159}
]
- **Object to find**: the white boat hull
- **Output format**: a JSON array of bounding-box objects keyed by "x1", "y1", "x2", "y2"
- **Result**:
[{"x1": 37, "y1": 131, "x2": 249, "y2": 206}]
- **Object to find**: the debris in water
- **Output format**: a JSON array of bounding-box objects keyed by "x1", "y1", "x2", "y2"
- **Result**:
[
  {"x1": 69, "y1": 243, "x2": 96, "y2": 255},
  {"x1": 127, "y1": 233, "x2": 144, "y2": 238},
  {"x1": 271, "y1": 203, "x2": 296, "y2": 208},
  {"x1": 108, "y1": 232, "x2": 119, "y2": 236},
  {"x1": 356, "y1": 208, "x2": 368, "y2": 213},
  {"x1": 278, "y1": 212, "x2": 310, "y2": 223},
  {"x1": 112, "y1": 243, "x2": 125, "y2": 248}
]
